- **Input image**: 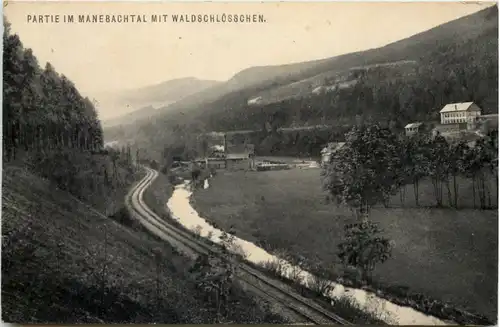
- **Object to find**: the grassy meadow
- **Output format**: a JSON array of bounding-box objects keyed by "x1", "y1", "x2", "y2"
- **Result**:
[{"x1": 191, "y1": 167, "x2": 498, "y2": 321}]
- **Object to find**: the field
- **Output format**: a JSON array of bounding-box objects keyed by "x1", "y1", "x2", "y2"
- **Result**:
[
  {"x1": 2, "y1": 166, "x2": 283, "y2": 324},
  {"x1": 191, "y1": 168, "x2": 498, "y2": 321}
]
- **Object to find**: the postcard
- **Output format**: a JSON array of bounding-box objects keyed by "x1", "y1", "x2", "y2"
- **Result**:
[{"x1": 2, "y1": 1, "x2": 498, "y2": 325}]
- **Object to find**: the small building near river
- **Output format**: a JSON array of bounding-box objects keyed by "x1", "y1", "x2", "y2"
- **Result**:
[{"x1": 320, "y1": 142, "x2": 346, "y2": 167}]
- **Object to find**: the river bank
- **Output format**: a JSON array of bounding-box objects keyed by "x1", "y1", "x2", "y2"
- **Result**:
[
  {"x1": 166, "y1": 177, "x2": 454, "y2": 325},
  {"x1": 190, "y1": 168, "x2": 496, "y2": 324}
]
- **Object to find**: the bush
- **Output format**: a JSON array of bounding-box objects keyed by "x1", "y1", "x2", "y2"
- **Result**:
[
  {"x1": 191, "y1": 225, "x2": 203, "y2": 238},
  {"x1": 287, "y1": 256, "x2": 306, "y2": 284},
  {"x1": 331, "y1": 296, "x2": 388, "y2": 325},
  {"x1": 338, "y1": 221, "x2": 393, "y2": 283},
  {"x1": 307, "y1": 274, "x2": 333, "y2": 297},
  {"x1": 168, "y1": 174, "x2": 180, "y2": 185},
  {"x1": 260, "y1": 259, "x2": 283, "y2": 276},
  {"x1": 25, "y1": 149, "x2": 82, "y2": 193}
]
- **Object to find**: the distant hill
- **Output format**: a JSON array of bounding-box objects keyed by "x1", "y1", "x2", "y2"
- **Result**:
[
  {"x1": 102, "y1": 105, "x2": 157, "y2": 128},
  {"x1": 159, "y1": 4, "x2": 497, "y2": 119},
  {"x1": 98, "y1": 77, "x2": 221, "y2": 125},
  {"x1": 104, "y1": 5, "x2": 498, "y2": 160},
  {"x1": 122, "y1": 77, "x2": 221, "y2": 107}
]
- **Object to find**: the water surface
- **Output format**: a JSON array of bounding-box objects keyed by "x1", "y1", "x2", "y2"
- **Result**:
[{"x1": 166, "y1": 179, "x2": 450, "y2": 325}]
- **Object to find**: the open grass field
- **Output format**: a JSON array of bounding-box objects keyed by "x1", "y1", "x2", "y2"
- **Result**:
[
  {"x1": 2, "y1": 166, "x2": 283, "y2": 324},
  {"x1": 191, "y1": 168, "x2": 498, "y2": 321}
]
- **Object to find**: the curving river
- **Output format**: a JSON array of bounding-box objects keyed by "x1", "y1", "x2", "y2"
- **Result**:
[{"x1": 166, "y1": 178, "x2": 451, "y2": 326}]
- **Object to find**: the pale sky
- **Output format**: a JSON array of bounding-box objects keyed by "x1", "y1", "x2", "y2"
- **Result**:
[{"x1": 4, "y1": 1, "x2": 495, "y2": 119}]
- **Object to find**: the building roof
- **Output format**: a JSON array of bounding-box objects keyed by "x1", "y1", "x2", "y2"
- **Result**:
[
  {"x1": 405, "y1": 122, "x2": 423, "y2": 129},
  {"x1": 439, "y1": 102, "x2": 479, "y2": 113},
  {"x1": 321, "y1": 142, "x2": 346, "y2": 154},
  {"x1": 226, "y1": 153, "x2": 249, "y2": 160},
  {"x1": 210, "y1": 145, "x2": 225, "y2": 151}
]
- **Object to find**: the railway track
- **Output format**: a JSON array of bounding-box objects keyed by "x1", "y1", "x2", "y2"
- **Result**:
[{"x1": 125, "y1": 167, "x2": 353, "y2": 325}]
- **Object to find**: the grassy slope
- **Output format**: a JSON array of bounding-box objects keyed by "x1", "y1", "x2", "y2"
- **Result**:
[
  {"x1": 20, "y1": 149, "x2": 139, "y2": 217},
  {"x1": 191, "y1": 168, "x2": 498, "y2": 321},
  {"x1": 1, "y1": 166, "x2": 283, "y2": 323}
]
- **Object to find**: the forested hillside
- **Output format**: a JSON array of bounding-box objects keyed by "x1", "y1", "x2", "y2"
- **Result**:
[
  {"x1": 189, "y1": 4, "x2": 498, "y2": 131},
  {"x1": 104, "y1": 5, "x2": 498, "y2": 162},
  {"x1": 3, "y1": 20, "x2": 103, "y2": 161},
  {"x1": 2, "y1": 17, "x2": 141, "y2": 214}
]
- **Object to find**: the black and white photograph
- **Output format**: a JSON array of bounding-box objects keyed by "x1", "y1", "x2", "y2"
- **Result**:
[{"x1": 2, "y1": 1, "x2": 499, "y2": 325}]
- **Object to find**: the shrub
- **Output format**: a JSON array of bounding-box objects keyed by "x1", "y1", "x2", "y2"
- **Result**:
[
  {"x1": 287, "y1": 256, "x2": 306, "y2": 284},
  {"x1": 307, "y1": 274, "x2": 333, "y2": 297},
  {"x1": 191, "y1": 225, "x2": 203, "y2": 238},
  {"x1": 337, "y1": 221, "x2": 393, "y2": 283}
]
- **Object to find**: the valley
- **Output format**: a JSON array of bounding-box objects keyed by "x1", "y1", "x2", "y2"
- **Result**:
[
  {"x1": 100, "y1": 8, "x2": 498, "y2": 324},
  {"x1": 4, "y1": 2, "x2": 498, "y2": 325},
  {"x1": 190, "y1": 168, "x2": 497, "y2": 321}
]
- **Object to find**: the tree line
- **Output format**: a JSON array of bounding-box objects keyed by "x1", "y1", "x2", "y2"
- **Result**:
[
  {"x1": 322, "y1": 124, "x2": 497, "y2": 286},
  {"x1": 1, "y1": 18, "x2": 143, "y2": 209},
  {"x1": 324, "y1": 125, "x2": 498, "y2": 215},
  {"x1": 3, "y1": 18, "x2": 103, "y2": 162}
]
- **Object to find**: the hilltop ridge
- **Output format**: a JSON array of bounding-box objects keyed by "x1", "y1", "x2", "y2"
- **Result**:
[{"x1": 103, "y1": 5, "x2": 498, "y2": 161}]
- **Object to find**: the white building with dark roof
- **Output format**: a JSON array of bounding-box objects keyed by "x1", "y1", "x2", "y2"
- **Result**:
[
  {"x1": 320, "y1": 142, "x2": 346, "y2": 167},
  {"x1": 439, "y1": 102, "x2": 481, "y2": 125},
  {"x1": 404, "y1": 122, "x2": 423, "y2": 136}
]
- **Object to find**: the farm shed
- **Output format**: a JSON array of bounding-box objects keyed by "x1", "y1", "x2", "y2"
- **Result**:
[{"x1": 405, "y1": 122, "x2": 423, "y2": 136}]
